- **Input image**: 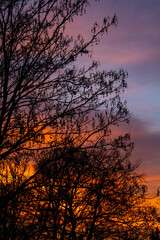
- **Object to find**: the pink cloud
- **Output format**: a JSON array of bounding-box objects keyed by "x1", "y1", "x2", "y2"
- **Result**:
[{"x1": 110, "y1": 117, "x2": 160, "y2": 193}]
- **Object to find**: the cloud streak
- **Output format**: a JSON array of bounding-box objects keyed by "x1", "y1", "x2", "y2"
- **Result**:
[{"x1": 67, "y1": 0, "x2": 160, "y2": 193}]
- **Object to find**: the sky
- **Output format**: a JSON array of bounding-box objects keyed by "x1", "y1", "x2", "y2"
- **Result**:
[{"x1": 68, "y1": 0, "x2": 160, "y2": 193}]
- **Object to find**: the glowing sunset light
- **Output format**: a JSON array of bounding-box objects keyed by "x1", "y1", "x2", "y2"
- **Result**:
[
  {"x1": 80, "y1": 0, "x2": 160, "y2": 194},
  {"x1": 0, "y1": 0, "x2": 160, "y2": 239}
]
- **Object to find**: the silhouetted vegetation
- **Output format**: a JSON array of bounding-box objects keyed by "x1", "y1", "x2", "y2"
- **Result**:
[
  {"x1": 0, "y1": 0, "x2": 159, "y2": 239},
  {"x1": 0, "y1": 146, "x2": 159, "y2": 239}
]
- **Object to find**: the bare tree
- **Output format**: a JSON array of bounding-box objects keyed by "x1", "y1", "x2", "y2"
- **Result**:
[
  {"x1": 0, "y1": 0, "x2": 128, "y2": 162},
  {"x1": 0, "y1": 146, "x2": 158, "y2": 240},
  {"x1": 0, "y1": 0, "x2": 131, "y2": 196},
  {"x1": 0, "y1": 1, "x2": 158, "y2": 239}
]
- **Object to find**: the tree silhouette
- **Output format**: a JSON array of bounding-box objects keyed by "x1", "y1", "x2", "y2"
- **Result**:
[
  {"x1": 34, "y1": 146, "x2": 158, "y2": 240},
  {"x1": 150, "y1": 227, "x2": 160, "y2": 240},
  {"x1": 0, "y1": 0, "x2": 159, "y2": 239},
  {"x1": 0, "y1": 0, "x2": 126, "y2": 161},
  {"x1": 0, "y1": 146, "x2": 158, "y2": 239}
]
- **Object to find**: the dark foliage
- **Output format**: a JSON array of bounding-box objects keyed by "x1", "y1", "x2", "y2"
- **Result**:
[
  {"x1": 0, "y1": 146, "x2": 158, "y2": 239},
  {"x1": 0, "y1": 0, "x2": 159, "y2": 239}
]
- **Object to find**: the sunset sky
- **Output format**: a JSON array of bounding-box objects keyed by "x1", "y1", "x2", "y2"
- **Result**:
[{"x1": 69, "y1": 0, "x2": 160, "y2": 193}]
